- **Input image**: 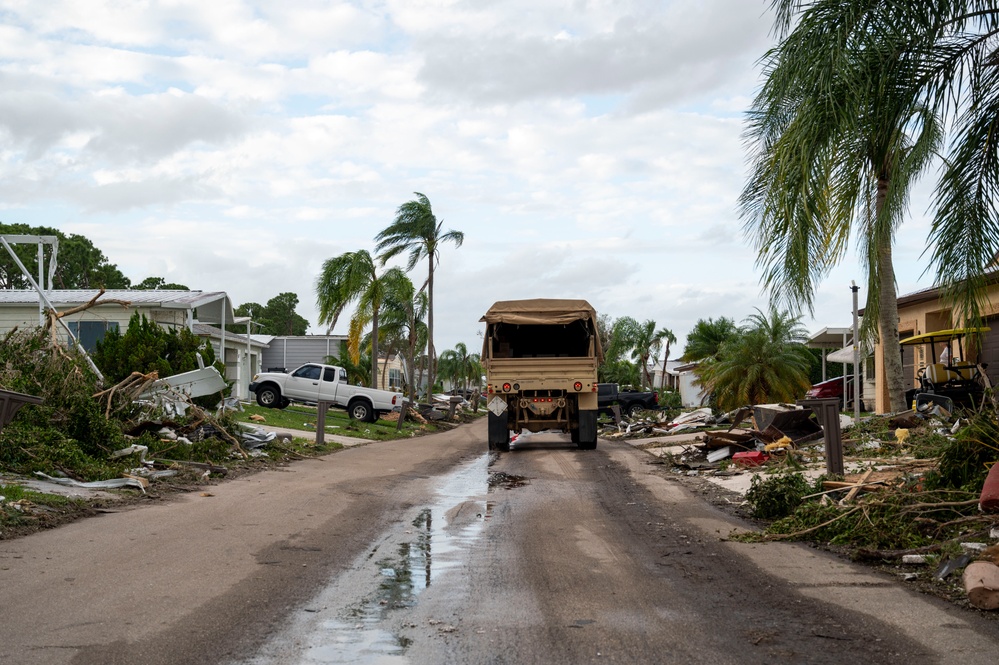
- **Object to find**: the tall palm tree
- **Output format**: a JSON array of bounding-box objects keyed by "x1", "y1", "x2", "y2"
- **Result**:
[
  {"x1": 375, "y1": 193, "x2": 464, "y2": 394},
  {"x1": 315, "y1": 250, "x2": 394, "y2": 389},
  {"x1": 630, "y1": 320, "x2": 668, "y2": 389},
  {"x1": 656, "y1": 327, "x2": 677, "y2": 391},
  {"x1": 697, "y1": 307, "x2": 814, "y2": 411},
  {"x1": 742, "y1": 2, "x2": 942, "y2": 411},
  {"x1": 378, "y1": 271, "x2": 429, "y2": 403}
]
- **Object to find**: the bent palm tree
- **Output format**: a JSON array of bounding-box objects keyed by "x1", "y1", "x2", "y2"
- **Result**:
[
  {"x1": 375, "y1": 193, "x2": 464, "y2": 395},
  {"x1": 378, "y1": 272, "x2": 429, "y2": 403},
  {"x1": 316, "y1": 250, "x2": 394, "y2": 389},
  {"x1": 742, "y1": 3, "x2": 942, "y2": 411}
]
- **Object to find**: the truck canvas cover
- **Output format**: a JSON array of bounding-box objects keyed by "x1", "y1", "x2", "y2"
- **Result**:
[{"x1": 480, "y1": 298, "x2": 603, "y2": 361}]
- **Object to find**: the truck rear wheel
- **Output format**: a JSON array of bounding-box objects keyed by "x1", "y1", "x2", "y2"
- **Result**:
[
  {"x1": 349, "y1": 399, "x2": 375, "y2": 423},
  {"x1": 576, "y1": 409, "x2": 598, "y2": 450},
  {"x1": 626, "y1": 402, "x2": 644, "y2": 418},
  {"x1": 488, "y1": 411, "x2": 510, "y2": 452}
]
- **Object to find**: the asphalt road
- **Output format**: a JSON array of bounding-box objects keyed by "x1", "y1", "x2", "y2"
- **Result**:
[{"x1": 1, "y1": 420, "x2": 998, "y2": 664}]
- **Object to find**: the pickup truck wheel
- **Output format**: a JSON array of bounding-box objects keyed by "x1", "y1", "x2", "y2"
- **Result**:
[
  {"x1": 256, "y1": 385, "x2": 281, "y2": 409},
  {"x1": 626, "y1": 403, "x2": 644, "y2": 418},
  {"x1": 348, "y1": 400, "x2": 375, "y2": 423},
  {"x1": 279, "y1": 398, "x2": 290, "y2": 409}
]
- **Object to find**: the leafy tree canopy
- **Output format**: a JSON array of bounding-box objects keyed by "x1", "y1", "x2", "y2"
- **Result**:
[
  {"x1": 235, "y1": 292, "x2": 310, "y2": 336},
  {"x1": 0, "y1": 223, "x2": 130, "y2": 290},
  {"x1": 132, "y1": 276, "x2": 190, "y2": 290}
]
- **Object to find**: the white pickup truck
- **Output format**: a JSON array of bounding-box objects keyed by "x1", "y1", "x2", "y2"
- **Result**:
[{"x1": 249, "y1": 363, "x2": 404, "y2": 423}]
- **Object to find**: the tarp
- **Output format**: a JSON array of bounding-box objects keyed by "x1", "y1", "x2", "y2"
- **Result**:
[{"x1": 479, "y1": 299, "x2": 598, "y2": 326}]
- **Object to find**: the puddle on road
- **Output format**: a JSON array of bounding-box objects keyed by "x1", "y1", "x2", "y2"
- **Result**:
[{"x1": 248, "y1": 453, "x2": 517, "y2": 665}]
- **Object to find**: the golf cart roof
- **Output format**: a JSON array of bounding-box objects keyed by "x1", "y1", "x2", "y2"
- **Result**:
[{"x1": 899, "y1": 327, "x2": 991, "y2": 346}]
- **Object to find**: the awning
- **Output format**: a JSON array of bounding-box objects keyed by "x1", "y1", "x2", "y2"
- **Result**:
[{"x1": 827, "y1": 345, "x2": 871, "y2": 364}]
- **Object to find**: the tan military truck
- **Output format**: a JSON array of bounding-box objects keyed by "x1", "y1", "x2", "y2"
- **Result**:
[{"x1": 480, "y1": 299, "x2": 603, "y2": 451}]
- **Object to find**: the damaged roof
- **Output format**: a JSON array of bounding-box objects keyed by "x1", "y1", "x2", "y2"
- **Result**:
[{"x1": 0, "y1": 289, "x2": 236, "y2": 325}]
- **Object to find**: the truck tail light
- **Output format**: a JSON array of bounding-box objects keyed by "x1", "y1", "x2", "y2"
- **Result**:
[
  {"x1": 653, "y1": 392, "x2": 659, "y2": 404},
  {"x1": 502, "y1": 382, "x2": 512, "y2": 392},
  {"x1": 392, "y1": 395, "x2": 398, "y2": 405},
  {"x1": 573, "y1": 382, "x2": 582, "y2": 391}
]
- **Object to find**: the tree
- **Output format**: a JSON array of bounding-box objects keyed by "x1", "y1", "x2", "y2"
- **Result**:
[
  {"x1": 0, "y1": 223, "x2": 130, "y2": 290},
  {"x1": 681, "y1": 317, "x2": 738, "y2": 362},
  {"x1": 696, "y1": 307, "x2": 814, "y2": 412},
  {"x1": 93, "y1": 312, "x2": 219, "y2": 385},
  {"x1": 376, "y1": 273, "x2": 428, "y2": 403},
  {"x1": 630, "y1": 320, "x2": 671, "y2": 389},
  {"x1": 655, "y1": 327, "x2": 677, "y2": 391},
  {"x1": 132, "y1": 277, "x2": 189, "y2": 290},
  {"x1": 235, "y1": 293, "x2": 309, "y2": 336},
  {"x1": 741, "y1": 2, "x2": 942, "y2": 410},
  {"x1": 375, "y1": 193, "x2": 464, "y2": 400},
  {"x1": 325, "y1": 347, "x2": 370, "y2": 387},
  {"x1": 316, "y1": 251, "x2": 395, "y2": 389},
  {"x1": 438, "y1": 342, "x2": 482, "y2": 393}
]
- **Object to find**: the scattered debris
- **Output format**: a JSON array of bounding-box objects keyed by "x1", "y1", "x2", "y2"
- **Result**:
[{"x1": 964, "y1": 562, "x2": 999, "y2": 610}]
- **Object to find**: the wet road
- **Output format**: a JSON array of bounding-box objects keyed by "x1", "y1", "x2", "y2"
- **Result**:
[{"x1": 2, "y1": 420, "x2": 999, "y2": 664}]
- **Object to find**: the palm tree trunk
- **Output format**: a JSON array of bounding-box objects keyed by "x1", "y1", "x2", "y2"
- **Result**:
[
  {"x1": 876, "y1": 177, "x2": 907, "y2": 412},
  {"x1": 426, "y1": 259, "x2": 435, "y2": 397},
  {"x1": 371, "y1": 307, "x2": 379, "y2": 390}
]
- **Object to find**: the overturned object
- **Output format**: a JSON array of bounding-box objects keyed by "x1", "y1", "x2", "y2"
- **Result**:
[{"x1": 0, "y1": 388, "x2": 43, "y2": 434}]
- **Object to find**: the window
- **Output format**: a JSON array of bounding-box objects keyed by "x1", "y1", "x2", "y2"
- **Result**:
[
  {"x1": 292, "y1": 365, "x2": 322, "y2": 380},
  {"x1": 323, "y1": 367, "x2": 337, "y2": 382},
  {"x1": 68, "y1": 320, "x2": 119, "y2": 352},
  {"x1": 389, "y1": 368, "x2": 402, "y2": 389},
  {"x1": 339, "y1": 368, "x2": 348, "y2": 382}
]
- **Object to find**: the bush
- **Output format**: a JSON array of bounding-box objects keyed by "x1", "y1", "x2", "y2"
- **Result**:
[{"x1": 745, "y1": 471, "x2": 812, "y2": 519}]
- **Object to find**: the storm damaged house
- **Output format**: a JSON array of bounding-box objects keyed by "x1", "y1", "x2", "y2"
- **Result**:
[{"x1": 0, "y1": 289, "x2": 266, "y2": 399}]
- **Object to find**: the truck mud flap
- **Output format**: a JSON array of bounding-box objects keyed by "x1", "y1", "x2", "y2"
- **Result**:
[
  {"x1": 576, "y1": 410, "x2": 597, "y2": 450},
  {"x1": 488, "y1": 411, "x2": 510, "y2": 451}
]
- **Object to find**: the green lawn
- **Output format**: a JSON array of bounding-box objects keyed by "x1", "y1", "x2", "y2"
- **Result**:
[{"x1": 234, "y1": 402, "x2": 445, "y2": 441}]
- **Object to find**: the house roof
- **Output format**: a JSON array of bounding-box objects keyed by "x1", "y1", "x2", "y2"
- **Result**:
[
  {"x1": 0, "y1": 289, "x2": 236, "y2": 324},
  {"x1": 807, "y1": 327, "x2": 854, "y2": 349}
]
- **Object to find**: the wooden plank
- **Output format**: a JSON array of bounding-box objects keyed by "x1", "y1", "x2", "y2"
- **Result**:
[{"x1": 840, "y1": 468, "x2": 874, "y2": 505}]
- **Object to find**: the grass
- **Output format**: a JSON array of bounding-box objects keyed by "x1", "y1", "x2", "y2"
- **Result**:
[{"x1": 233, "y1": 401, "x2": 461, "y2": 441}]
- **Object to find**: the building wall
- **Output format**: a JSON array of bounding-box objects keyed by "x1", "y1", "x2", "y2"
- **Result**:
[
  {"x1": 0, "y1": 304, "x2": 186, "y2": 345},
  {"x1": 260, "y1": 336, "x2": 345, "y2": 372}
]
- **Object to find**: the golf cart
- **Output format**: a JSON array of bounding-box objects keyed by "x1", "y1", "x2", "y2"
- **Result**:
[{"x1": 900, "y1": 327, "x2": 991, "y2": 411}]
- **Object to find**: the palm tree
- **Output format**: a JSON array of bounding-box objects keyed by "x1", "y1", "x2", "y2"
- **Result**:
[
  {"x1": 325, "y1": 347, "x2": 371, "y2": 387},
  {"x1": 630, "y1": 320, "x2": 668, "y2": 389},
  {"x1": 681, "y1": 317, "x2": 738, "y2": 362},
  {"x1": 375, "y1": 193, "x2": 464, "y2": 396},
  {"x1": 316, "y1": 250, "x2": 395, "y2": 389},
  {"x1": 438, "y1": 342, "x2": 481, "y2": 394},
  {"x1": 742, "y1": 2, "x2": 942, "y2": 411},
  {"x1": 656, "y1": 327, "x2": 677, "y2": 391},
  {"x1": 697, "y1": 307, "x2": 814, "y2": 412},
  {"x1": 378, "y1": 272, "x2": 429, "y2": 403}
]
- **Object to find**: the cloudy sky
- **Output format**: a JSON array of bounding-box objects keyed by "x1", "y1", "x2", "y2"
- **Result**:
[{"x1": 0, "y1": 0, "x2": 941, "y2": 354}]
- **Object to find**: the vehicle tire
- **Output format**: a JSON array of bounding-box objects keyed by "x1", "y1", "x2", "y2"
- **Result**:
[
  {"x1": 279, "y1": 398, "x2": 291, "y2": 409},
  {"x1": 256, "y1": 385, "x2": 281, "y2": 409},
  {"x1": 348, "y1": 399, "x2": 375, "y2": 422},
  {"x1": 488, "y1": 411, "x2": 510, "y2": 452},
  {"x1": 626, "y1": 402, "x2": 644, "y2": 418},
  {"x1": 576, "y1": 409, "x2": 598, "y2": 450},
  {"x1": 570, "y1": 428, "x2": 580, "y2": 443}
]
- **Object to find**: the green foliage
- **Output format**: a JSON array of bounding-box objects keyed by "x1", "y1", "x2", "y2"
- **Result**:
[
  {"x1": 922, "y1": 410, "x2": 999, "y2": 492},
  {"x1": 132, "y1": 276, "x2": 189, "y2": 290},
  {"x1": 681, "y1": 317, "x2": 738, "y2": 362},
  {"x1": 0, "y1": 328, "x2": 129, "y2": 479},
  {"x1": 745, "y1": 472, "x2": 812, "y2": 520},
  {"x1": 696, "y1": 307, "x2": 813, "y2": 411},
  {"x1": 235, "y1": 292, "x2": 309, "y2": 336},
  {"x1": 92, "y1": 312, "x2": 219, "y2": 384},
  {"x1": 438, "y1": 342, "x2": 482, "y2": 392},
  {"x1": 0, "y1": 223, "x2": 130, "y2": 289}
]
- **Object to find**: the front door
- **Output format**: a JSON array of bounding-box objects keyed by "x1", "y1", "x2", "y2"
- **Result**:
[{"x1": 284, "y1": 364, "x2": 323, "y2": 402}]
